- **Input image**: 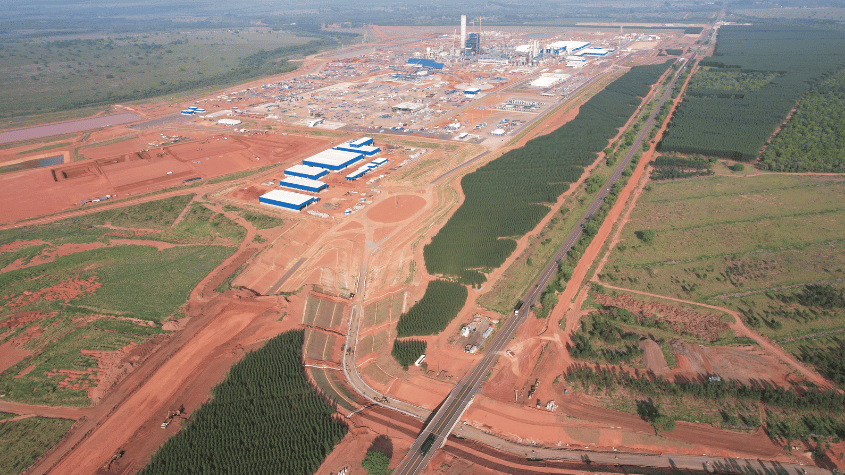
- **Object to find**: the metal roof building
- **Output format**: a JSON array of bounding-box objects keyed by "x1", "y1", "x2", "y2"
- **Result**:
[
  {"x1": 407, "y1": 58, "x2": 444, "y2": 69},
  {"x1": 392, "y1": 102, "x2": 426, "y2": 113},
  {"x1": 345, "y1": 157, "x2": 388, "y2": 180},
  {"x1": 285, "y1": 164, "x2": 328, "y2": 180},
  {"x1": 464, "y1": 87, "x2": 481, "y2": 96},
  {"x1": 345, "y1": 166, "x2": 371, "y2": 180},
  {"x1": 302, "y1": 149, "x2": 364, "y2": 171},
  {"x1": 258, "y1": 189, "x2": 318, "y2": 211},
  {"x1": 334, "y1": 143, "x2": 380, "y2": 156},
  {"x1": 574, "y1": 48, "x2": 614, "y2": 57},
  {"x1": 279, "y1": 176, "x2": 327, "y2": 193}
]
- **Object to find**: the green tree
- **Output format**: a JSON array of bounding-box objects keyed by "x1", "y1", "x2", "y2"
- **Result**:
[
  {"x1": 636, "y1": 229, "x2": 656, "y2": 243},
  {"x1": 361, "y1": 450, "x2": 389, "y2": 475}
]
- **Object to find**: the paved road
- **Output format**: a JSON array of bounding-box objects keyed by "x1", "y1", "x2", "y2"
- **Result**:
[
  {"x1": 265, "y1": 257, "x2": 306, "y2": 295},
  {"x1": 393, "y1": 56, "x2": 695, "y2": 475},
  {"x1": 0, "y1": 112, "x2": 142, "y2": 144}
]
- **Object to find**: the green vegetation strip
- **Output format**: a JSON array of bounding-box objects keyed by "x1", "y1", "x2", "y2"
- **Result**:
[
  {"x1": 659, "y1": 25, "x2": 845, "y2": 162},
  {"x1": 16, "y1": 142, "x2": 71, "y2": 155},
  {"x1": 567, "y1": 365, "x2": 845, "y2": 443},
  {"x1": 395, "y1": 280, "x2": 467, "y2": 337},
  {"x1": 140, "y1": 330, "x2": 346, "y2": 475},
  {"x1": 391, "y1": 339, "x2": 427, "y2": 370},
  {"x1": 424, "y1": 63, "x2": 671, "y2": 286},
  {"x1": 0, "y1": 417, "x2": 74, "y2": 475}
]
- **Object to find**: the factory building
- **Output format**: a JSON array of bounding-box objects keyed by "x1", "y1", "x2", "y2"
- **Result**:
[
  {"x1": 574, "y1": 48, "x2": 614, "y2": 57},
  {"x1": 465, "y1": 33, "x2": 481, "y2": 55},
  {"x1": 345, "y1": 157, "x2": 388, "y2": 181},
  {"x1": 407, "y1": 58, "x2": 444, "y2": 69},
  {"x1": 279, "y1": 176, "x2": 327, "y2": 193},
  {"x1": 392, "y1": 102, "x2": 426, "y2": 113},
  {"x1": 258, "y1": 189, "x2": 318, "y2": 212},
  {"x1": 302, "y1": 149, "x2": 364, "y2": 171},
  {"x1": 464, "y1": 87, "x2": 481, "y2": 97},
  {"x1": 285, "y1": 164, "x2": 328, "y2": 180},
  {"x1": 217, "y1": 118, "x2": 242, "y2": 126},
  {"x1": 333, "y1": 137, "x2": 380, "y2": 156}
]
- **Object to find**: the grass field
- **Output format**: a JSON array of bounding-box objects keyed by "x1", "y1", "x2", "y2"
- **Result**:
[
  {"x1": 0, "y1": 416, "x2": 74, "y2": 475},
  {"x1": 603, "y1": 174, "x2": 845, "y2": 341},
  {"x1": 0, "y1": 195, "x2": 241, "y2": 406},
  {"x1": 309, "y1": 367, "x2": 358, "y2": 413},
  {"x1": 362, "y1": 292, "x2": 404, "y2": 328},
  {"x1": 303, "y1": 294, "x2": 345, "y2": 328}
]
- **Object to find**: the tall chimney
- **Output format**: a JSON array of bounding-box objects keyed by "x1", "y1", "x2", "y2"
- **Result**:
[{"x1": 460, "y1": 15, "x2": 466, "y2": 54}]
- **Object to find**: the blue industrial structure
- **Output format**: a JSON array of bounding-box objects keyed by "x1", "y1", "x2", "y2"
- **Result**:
[
  {"x1": 465, "y1": 33, "x2": 481, "y2": 55},
  {"x1": 345, "y1": 157, "x2": 388, "y2": 181},
  {"x1": 279, "y1": 176, "x2": 327, "y2": 193},
  {"x1": 258, "y1": 189, "x2": 318, "y2": 211},
  {"x1": 407, "y1": 58, "x2": 444, "y2": 69},
  {"x1": 333, "y1": 136, "x2": 380, "y2": 156}
]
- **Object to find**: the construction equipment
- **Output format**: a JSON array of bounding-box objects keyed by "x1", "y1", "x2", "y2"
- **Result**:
[
  {"x1": 103, "y1": 450, "x2": 124, "y2": 471},
  {"x1": 161, "y1": 405, "x2": 185, "y2": 429}
]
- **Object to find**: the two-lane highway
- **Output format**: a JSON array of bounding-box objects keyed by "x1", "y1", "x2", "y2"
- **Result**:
[{"x1": 394, "y1": 57, "x2": 694, "y2": 475}]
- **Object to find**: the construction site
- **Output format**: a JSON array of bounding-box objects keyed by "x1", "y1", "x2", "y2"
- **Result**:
[{"x1": 2, "y1": 16, "x2": 841, "y2": 475}]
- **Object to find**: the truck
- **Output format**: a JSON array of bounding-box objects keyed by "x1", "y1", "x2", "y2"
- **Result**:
[
  {"x1": 420, "y1": 434, "x2": 436, "y2": 455},
  {"x1": 514, "y1": 300, "x2": 524, "y2": 316}
]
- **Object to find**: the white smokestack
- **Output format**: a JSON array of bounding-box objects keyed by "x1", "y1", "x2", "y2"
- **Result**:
[{"x1": 460, "y1": 15, "x2": 466, "y2": 54}]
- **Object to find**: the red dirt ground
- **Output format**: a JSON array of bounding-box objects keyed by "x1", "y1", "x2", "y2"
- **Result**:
[
  {"x1": 2, "y1": 276, "x2": 100, "y2": 311},
  {"x1": 0, "y1": 129, "x2": 328, "y2": 225},
  {"x1": 366, "y1": 194, "x2": 427, "y2": 223}
]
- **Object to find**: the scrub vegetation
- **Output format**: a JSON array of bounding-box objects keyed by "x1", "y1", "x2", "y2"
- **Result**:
[{"x1": 0, "y1": 27, "x2": 355, "y2": 121}]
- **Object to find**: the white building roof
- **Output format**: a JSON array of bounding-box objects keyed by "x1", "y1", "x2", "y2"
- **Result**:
[
  {"x1": 530, "y1": 73, "x2": 569, "y2": 88},
  {"x1": 285, "y1": 164, "x2": 326, "y2": 176},
  {"x1": 259, "y1": 189, "x2": 314, "y2": 207},
  {"x1": 548, "y1": 40, "x2": 591, "y2": 51},
  {"x1": 305, "y1": 149, "x2": 362, "y2": 168}
]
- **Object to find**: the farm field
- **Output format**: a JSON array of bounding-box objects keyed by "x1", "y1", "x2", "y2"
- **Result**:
[
  {"x1": 760, "y1": 69, "x2": 845, "y2": 172},
  {"x1": 0, "y1": 27, "x2": 349, "y2": 123},
  {"x1": 424, "y1": 62, "x2": 673, "y2": 285},
  {"x1": 140, "y1": 330, "x2": 347, "y2": 475},
  {"x1": 658, "y1": 25, "x2": 845, "y2": 162},
  {"x1": 0, "y1": 195, "x2": 241, "y2": 406},
  {"x1": 602, "y1": 173, "x2": 845, "y2": 342}
]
